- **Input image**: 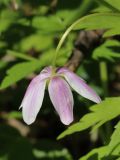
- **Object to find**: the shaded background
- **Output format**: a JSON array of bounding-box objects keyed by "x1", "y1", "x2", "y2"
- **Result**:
[{"x1": 0, "y1": 0, "x2": 120, "y2": 159}]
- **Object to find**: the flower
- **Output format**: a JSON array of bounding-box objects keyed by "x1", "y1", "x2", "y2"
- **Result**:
[{"x1": 20, "y1": 66, "x2": 101, "y2": 125}]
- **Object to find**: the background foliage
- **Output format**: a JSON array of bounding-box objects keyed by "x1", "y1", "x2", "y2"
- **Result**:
[{"x1": 0, "y1": 0, "x2": 120, "y2": 159}]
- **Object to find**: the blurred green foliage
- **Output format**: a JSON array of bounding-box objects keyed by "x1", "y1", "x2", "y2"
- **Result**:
[{"x1": 0, "y1": 0, "x2": 120, "y2": 160}]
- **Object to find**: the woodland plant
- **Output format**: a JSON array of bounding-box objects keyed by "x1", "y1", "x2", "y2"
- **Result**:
[{"x1": 0, "y1": 0, "x2": 120, "y2": 160}]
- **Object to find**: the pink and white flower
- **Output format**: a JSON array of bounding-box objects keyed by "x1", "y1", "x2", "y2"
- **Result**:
[{"x1": 20, "y1": 66, "x2": 101, "y2": 125}]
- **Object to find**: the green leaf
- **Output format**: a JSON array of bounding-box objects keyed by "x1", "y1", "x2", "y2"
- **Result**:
[
  {"x1": 103, "y1": 28, "x2": 120, "y2": 37},
  {"x1": 107, "y1": 122, "x2": 120, "y2": 155},
  {"x1": 79, "y1": 122, "x2": 120, "y2": 160},
  {"x1": 80, "y1": 146, "x2": 109, "y2": 160},
  {"x1": 32, "y1": 16, "x2": 65, "y2": 33},
  {"x1": 100, "y1": 0, "x2": 120, "y2": 11},
  {"x1": 17, "y1": 34, "x2": 53, "y2": 52},
  {"x1": 0, "y1": 61, "x2": 8, "y2": 70},
  {"x1": 56, "y1": 0, "x2": 92, "y2": 27},
  {"x1": 57, "y1": 97, "x2": 120, "y2": 139},
  {"x1": 7, "y1": 50, "x2": 36, "y2": 61},
  {"x1": 0, "y1": 19, "x2": 13, "y2": 33},
  {"x1": 0, "y1": 9, "x2": 19, "y2": 33},
  {"x1": 107, "y1": 0, "x2": 120, "y2": 11},
  {"x1": 0, "y1": 61, "x2": 41, "y2": 89},
  {"x1": 33, "y1": 139, "x2": 72, "y2": 160},
  {"x1": 73, "y1": 13, "x2": 120, "y2": 34},
  {"x1": 92, "y1": 40, "x2": 120, "y2": 61},
  {"x1": 95, "y1": 0, "x2": 120, "y2": 12},
  {"x1": 56, "y1": 13, "x2": 120, "y2": 52}
]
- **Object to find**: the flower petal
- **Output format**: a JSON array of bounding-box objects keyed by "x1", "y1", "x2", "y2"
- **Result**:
[
  {"x1": 40, "y1": 66, "x2": 52, "y2": 80},
  {"x1": 48, "y1": 77, "x2": 74, "y2": 125},
  {"x1": 58, "y1": 68, "x2": 101, "y2": 103},
  {"x1": 20, "y1": 75, "x2": 46, "y2": 125}
]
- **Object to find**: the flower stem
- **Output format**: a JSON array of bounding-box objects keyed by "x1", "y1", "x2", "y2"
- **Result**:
[{"x1": 52, "y1": 0, "x2": 92, "y2": 67}]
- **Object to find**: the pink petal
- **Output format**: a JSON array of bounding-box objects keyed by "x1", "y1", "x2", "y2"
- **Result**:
[
  {"x1": 58, "y1": 68, "x2": 101, "y2": 103},
  {"x1": 48, "y1": 77, "x2": 74, "y2": 125},
  {"x1": 40, "y1": 66, "x2": 52, "y2": 80},
  {"x1": 20, "y1": 75, "x2": 47, "y2": 125}
]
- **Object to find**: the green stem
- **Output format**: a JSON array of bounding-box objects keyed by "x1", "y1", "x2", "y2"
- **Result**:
[
  {"x1": 100, "y1": 61, "x2": 108, "y2": 97},
  {"x1": 99, "y1": 61, "x2": 112, "y2": 144},
  {"x1": 52, "y1": 17, "x2": 81, "y2": 66},
  {"x1": 52, "y1": 0, "x2": 92, "y2": 67}
]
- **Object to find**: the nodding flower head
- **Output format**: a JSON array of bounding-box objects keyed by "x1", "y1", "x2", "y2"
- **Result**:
[{"x1": 20, "y1": 66, "x2": 101, "y2": 125}]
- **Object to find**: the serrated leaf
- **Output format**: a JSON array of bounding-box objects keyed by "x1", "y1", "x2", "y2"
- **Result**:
[
  {"x1": 107, "y1": 122, "x2": 120, "y2": 155},
  {"x1": 0, "y1": 61, "x2": 41, "y2": 89},
  {"x1": 79, "y1": 122, "x2": 120, "y2": 160},
  {"x1": 56, "y1": 13, "x2": 120, "y2": 52},
  {"x1": 73, "y1": 13, "x2": 120, "y2": 31},
  {"x1": 57, "y1": 97, "x2": 120, "y2": 139},
  {"x1": 92, "y1": 40, "x2": 120, "y2": 61},
  {"x1": 103, "y1": 28, "x2": 120, "y2": 37},
  {"x1": 80, "y1": 146, "x2": 109, "y2": 160}
]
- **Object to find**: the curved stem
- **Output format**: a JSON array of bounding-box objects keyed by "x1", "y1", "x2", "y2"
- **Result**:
[{"x1": 52, "y1": 17, "x2": 83, "y2": 66}]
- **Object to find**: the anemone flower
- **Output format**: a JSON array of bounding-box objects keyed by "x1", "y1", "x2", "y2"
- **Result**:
[{"x1": 20, "y1": 66, "x2": 101, "y2": 125}]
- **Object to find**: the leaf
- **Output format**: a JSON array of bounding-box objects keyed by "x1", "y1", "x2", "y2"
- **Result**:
[
  {"x1": 17, "y1": 34, "x2": 53, "y2": 52},
  {"x1": 57, "y1": 97, "x2": 120, "y2": 139},
  {"x1": 103, "y1": 28, "x2": 120, "y2": 37},
  {"x1": 74, "y1": 13, "x2": 120, "y2": 31},
  {"x1": 0, "y1": 61, "x2": 8, "y2": 70},
  {"x1": 1, "y1": 38, "x2": 73, "y2": 89},
  {"x1": 80, "y1": 146, "x2": 109, "y2": 160},
  {"x1": 92, "y1": 40, "x2": 120, "y2": 61},
  {"x1": 32, "y1": 16, "x2": 65, "y2": 33},
  {"x1": 95, "y1": 0, "x2": 120, "y2": 12},
  {"x1": 33, "y1": 139, "x2": 72, "y2": 160},
  {"x1": 56, "y1": 0, "x2": 93, "y2": 27},
  {"x1": 0, "y1": 19, "x2": 13, "y2": 33},
  {"x1": 79, "y1": 122, "x2": 120, "y2": 160},
  {"x1": 7, "y1": 50, "x2": 36, "y2": 61},
  {"x1": 0, "y1": 61, "x2": 41, "y2": 89},
  {"x1": 107, "y1": 121, "x2": 120, "y2": 155},
  {"x1": 100, "y1": 0, "x2": 120, "y2": 11},
  {"x1": 56, "y1": 13, "x2": 120, "y2": 52},
  {"x1": 0, "y1": 9, "x2": 19, "y2": 33}
]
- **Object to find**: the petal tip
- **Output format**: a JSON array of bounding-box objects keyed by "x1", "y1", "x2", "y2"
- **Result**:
[
  {"x1": 23, "y1": 115, "x2": 35, "y2": 125},
  {"x1": 95, "y1": 96, "x2": 102, "y2": 103},
  {"x1": 62, "y1": 118, "x2": 73, "y2": 125},
  {"x1": 60, "y1": 114, "x2": 74, "y2": 125}
]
